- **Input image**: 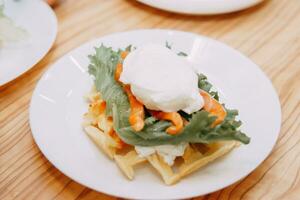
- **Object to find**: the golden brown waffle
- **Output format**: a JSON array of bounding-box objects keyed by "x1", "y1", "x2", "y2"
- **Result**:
[{"x1": 82, "y1": 88, "x2": 239, "y2": 185}]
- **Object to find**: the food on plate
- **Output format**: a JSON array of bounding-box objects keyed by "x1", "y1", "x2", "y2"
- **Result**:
[
  {"x1": 82, "y1": 43, "x2": 250, "y2": 185},
  {"x1": 0, "y1": 1, "x2": 28, "y2": 47},
  {"x1": 120, "y1": 44, "x2": 203, "y2": 114}
]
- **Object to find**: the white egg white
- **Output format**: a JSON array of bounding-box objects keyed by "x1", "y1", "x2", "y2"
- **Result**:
[{"x1": 120, "y1": 43, "x2": 204, "y2": 114}]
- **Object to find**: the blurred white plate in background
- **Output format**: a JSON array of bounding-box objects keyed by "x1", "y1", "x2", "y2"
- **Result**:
[
  {"x1": 0, "y1": 0, "x2": 57, "y2": 86},
  {"x1": 137, "y1": 0, "x2": 264, "y2": 15}
]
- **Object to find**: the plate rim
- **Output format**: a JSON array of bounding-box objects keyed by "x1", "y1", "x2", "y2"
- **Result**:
[
  {"x1": 137, "y1": 0, "x2": 263, "y2": 15},
  {"x1": 29, "y1": 29, "x2": 281, "y2": 199}
]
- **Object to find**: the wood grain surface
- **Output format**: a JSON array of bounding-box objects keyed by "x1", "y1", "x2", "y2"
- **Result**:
[{"x1": 1, "y1": 0, "x2": 300, "y2": 199}]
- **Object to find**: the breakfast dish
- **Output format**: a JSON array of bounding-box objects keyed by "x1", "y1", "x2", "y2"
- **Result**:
[
  {"x1": 30, "y1": 30, "x2": 281, "y2": 199},
  {"x1": 82, "y1": 43, "x2": 250, "y2": 184}
]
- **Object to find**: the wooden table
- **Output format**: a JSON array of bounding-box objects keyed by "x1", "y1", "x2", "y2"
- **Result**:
[{"x1": 1, "y1": 0, "x2": 300, "y2": 199}]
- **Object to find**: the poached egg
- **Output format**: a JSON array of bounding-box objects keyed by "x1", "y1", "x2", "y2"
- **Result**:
[{"x1": 119, "y1": 44, "x2": 204, "y2": 114}]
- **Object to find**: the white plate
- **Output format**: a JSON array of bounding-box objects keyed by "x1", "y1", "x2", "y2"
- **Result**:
[
  {"x1": 0, "y1": 0, "x2": 57, "y2": 86},
  {"x1": 30, "y1": 29, "x2": 281, "y2": 199},
  {"x1": 137, "y1": 0, "x2": 263, "y2": 15}
]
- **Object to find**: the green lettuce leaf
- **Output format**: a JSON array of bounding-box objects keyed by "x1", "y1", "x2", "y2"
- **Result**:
[
  {"x1": 198, "y1": 74, "x2": 219, "y2": 101},
  {"x1": 88, "y1": 45, "x2": 128, "y2": 117},
  {"x1": 88, "y1": 45, "x2": 250, "y2": 146},
  {"x1": 177, "y1": 52, "x2": 188, "y2": 57},
  {"x1": 165, "y1": 41, "x2": 188, "y2": 57}
]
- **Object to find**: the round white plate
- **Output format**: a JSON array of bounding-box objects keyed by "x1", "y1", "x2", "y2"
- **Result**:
[
  {"x1": 137, "y1": 0, "x2": 263, "y2": 15},
  {"x1": 30, "y1": 29, "x2": 281, "y2": 199},
  {"x1": 0, "y1": 0, "x2": 57, "y2": 86}
]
